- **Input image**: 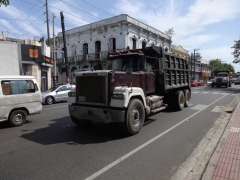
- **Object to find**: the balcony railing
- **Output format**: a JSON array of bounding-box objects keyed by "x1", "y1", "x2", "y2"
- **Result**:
[{"x1": 56, "y1": 51, "x2": 108, "y2": 65}]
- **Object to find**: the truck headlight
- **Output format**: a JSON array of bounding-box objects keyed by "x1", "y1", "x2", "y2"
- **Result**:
[
  {"x1": 68, "y1": 92, "x2": 75, "y2": 97},
  {"x1": 112, "y1": 93, "x2": 124, "y2": 99}
]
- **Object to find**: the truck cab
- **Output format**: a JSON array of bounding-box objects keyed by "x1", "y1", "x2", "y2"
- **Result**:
[{"x1": 211, "y1": 71, "x2": 232, "y2": 88}]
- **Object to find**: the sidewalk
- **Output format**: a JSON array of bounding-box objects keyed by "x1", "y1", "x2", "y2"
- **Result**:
[{"x1": 204, "y1": 98, "x2": 240, "y2": 180}]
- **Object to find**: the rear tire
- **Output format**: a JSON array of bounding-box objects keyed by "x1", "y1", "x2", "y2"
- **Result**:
[
  {"x1": 175, "y1": 90, "x2": 185, "y2": 111},
  {"x1": 183, "y1": 89, "x2": 190, "y2": 107},
  {"x1": 8, "y1": 110, "x2": 27, "y2": 126},
  {"x1": 124, "y1": 99, "x2": 145, "y2": 135},
  {"x1": 70, "y1": 115, "x2": 92, "y2": 125}
]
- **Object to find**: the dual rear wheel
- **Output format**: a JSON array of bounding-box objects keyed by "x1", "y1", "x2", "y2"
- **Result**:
[{"x1": 168, "y1": 89, "x2": 190, "y2": 111}]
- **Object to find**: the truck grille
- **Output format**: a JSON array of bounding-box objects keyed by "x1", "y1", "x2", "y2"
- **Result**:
[
  {"x1": 76, "y1": 76, "x2": 108, "y2": 106},
  {"x1": 217, "y1": 78, "x2": 222, "y2": 82}
]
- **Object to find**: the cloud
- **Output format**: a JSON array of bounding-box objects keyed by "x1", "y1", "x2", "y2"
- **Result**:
[{"x1": 112, "y1": 0, "x2": 240, "y2": 47}]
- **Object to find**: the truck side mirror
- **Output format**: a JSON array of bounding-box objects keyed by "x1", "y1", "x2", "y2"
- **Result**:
[{"x1": 126, "y1": 68, "x2": 133, "y2": 75}]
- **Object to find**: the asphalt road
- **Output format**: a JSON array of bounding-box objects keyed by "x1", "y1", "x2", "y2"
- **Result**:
[{"x1": 1, "y1": 85, "x2": 240, "y2": 180}]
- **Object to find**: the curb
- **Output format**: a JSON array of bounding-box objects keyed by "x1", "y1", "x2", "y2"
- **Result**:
[{"x1": 170, "y1": 95, "x2": 240, "y2": 180}]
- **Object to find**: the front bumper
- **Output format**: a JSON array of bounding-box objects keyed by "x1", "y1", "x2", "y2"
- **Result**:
[
  {"x1": 69, "y1": 105, "x2": 125, "y2": 123},
  {"x1": 212, "y1": 82, "x2": 228, "y2": 86}
]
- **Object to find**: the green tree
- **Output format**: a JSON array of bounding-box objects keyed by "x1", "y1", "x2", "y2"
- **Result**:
[
  {"x1": 165, "y1": 28, "x2": 175, "y2": 38},
  {"x1": 231, "y1": 37, "x2": 240, "y2": 63},
  {"x1": 0, "y1": 0, "x2": 9, "y2": 6},
  {"x1": 209, "y1": 59, "x2": 235, "y2": 74}
]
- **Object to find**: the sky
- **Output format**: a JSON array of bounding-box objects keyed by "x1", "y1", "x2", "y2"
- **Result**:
[{"x1": 0, "y1": 0, "x2": 240, "y2": 71}]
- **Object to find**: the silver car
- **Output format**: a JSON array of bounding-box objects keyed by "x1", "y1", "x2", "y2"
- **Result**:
[{"x1": 42, "y1": 84, "x2": 75, "y2": 105}]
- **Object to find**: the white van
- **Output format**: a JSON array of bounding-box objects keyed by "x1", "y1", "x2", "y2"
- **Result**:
[{"x1": 0, "y1": 76, "x2": 42, "y2": 126}]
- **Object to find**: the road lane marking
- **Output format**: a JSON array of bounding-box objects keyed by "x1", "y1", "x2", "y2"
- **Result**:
[
  {"x1": 221, "y1": 93, "x2": 230, "y2": 95},
  {"x1": 211, "y1": 92, "x2": 219, "y2": 94},
  {"x1": 192, "y1": 92, "x2": 200, "y2": 93},
  {"x1": 43, "y1": 105, "x2": 68, "y2": 111},
  {"x1": 190, "y1": 104, "x2": 208, "y2": 111},
  {"x1": 211, "y1": 106, "x2": 223, "y2": 112},
  {"x1": 85, "y1": 94, "x2": 229, "y2": 180},
  {"x1": 202, "y1": 92, "x2": 209, "y2": 94}
]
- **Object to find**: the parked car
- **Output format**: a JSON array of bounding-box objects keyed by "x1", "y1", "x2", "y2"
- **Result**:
[
  {"x1": 207, "y1": 79, "x2": 213, "y2": 86},
  {"x1": 235, "y1": 77, "x2": 240, "y2": 85},
  {"x1": 191, "y1": 80, "x2": 199, "y2": 87},
  {"x1": 42, "y1": 84, "x2": 75, "y2": 105},
  {"x1": 0, "y1": 76, "x2": 42, "y2": 126},
  {"x1": 198, "y1": 80, "x2": 204, "y2": 86}
]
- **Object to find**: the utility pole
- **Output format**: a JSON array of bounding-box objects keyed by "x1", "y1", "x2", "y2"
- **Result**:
[
  {"x1": 45, "y1": 0, "x2": 50, "y2": 46},
  {"x1": 190, "y1": 53, "x2": 193, "y2": 78},
  {"x1": 52, "y1": 13, "x2": 57, "y2": 86},
  {"x1": 60, "y1": 11, "x2": 69, "y2": 83},
  {"x1": 193, "y1": 49, "x2": 200, "y2": 80},
  {"x1": 194, "y1": 50, "x2": 196, "y2": 80}
]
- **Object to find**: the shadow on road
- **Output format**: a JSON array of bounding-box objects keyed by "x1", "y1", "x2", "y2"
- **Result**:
[
  {"x1": 20, "y1": 117, "x2": 128, "y2": 145},
  {"x1": 19, "y1": 115, "x2": 159, "y2": 145}
]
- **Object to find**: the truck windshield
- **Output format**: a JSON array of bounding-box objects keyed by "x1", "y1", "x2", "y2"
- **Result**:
[
  {"x1": 109, "y1": 55, "x2": 144, "y2": 71},
  {"x1": 217, "y1": 74, "x2": 228, "y2": 77}
]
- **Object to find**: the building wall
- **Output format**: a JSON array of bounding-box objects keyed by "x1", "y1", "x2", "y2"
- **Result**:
[
  {"x1": 55, "y1": 14, "x2": 171, "y2": 59},
  {"x1": 0, "y1": 41, "x2": 20, "y2": 75},
  {"x1": 28, "y1": 63, "x2": 41, "y2": 87}
]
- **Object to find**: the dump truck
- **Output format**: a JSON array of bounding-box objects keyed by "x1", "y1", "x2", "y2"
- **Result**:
[
  {"x1": 211, "y1": 70, "x2": 232, "y2": 88},
  {"x1": 68, "y1": 46, "x2": 191, "y2": 135}
]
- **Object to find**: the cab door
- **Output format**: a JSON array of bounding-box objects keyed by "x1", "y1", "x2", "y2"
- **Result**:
[
  {"x1": 144, "y1": 57, "x2": 157, "y2": 94},
  {"x1": 55, "y1": 86, "x2": 67, "y2": 101}
]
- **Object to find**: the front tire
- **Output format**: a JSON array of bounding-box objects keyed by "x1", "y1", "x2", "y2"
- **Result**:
[
  {"x1": 45, "y1": 96, "x2": 55, "y2": 105},
  {"x1": 124, "y1": 99, "x2": 145, "y2": 135},
  {"x1": 8, "y1": 110, "x2": 27, "y2": 126}
]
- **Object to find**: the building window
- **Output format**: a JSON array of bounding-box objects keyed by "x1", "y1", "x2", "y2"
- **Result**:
[
  {"x1": 72, "y1": 45, "x2": 76, "y2": 56},
  {"x1": 83, "y1": 43, "x2": 88, "y2": 60},
  {"x1": 109, "y1": 38, "x2": 116, "y2": 52},
  {"x1": 95, "y1": 41, "x2": 101, "y2": 59},
  {"x1": 142, "y1": 41, "x2": 146, "y2": 49},
  {"x1": 132, "y1": 38, "x2": 136, "y2": 49}
]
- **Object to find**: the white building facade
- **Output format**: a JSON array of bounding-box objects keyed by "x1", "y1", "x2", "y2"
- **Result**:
[{"x1": 54, "y1": 14, "x2": 171, "y2": 84}]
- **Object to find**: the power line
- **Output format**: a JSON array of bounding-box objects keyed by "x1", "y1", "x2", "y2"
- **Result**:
[
  {"x1": 80, "y1": 0, "x2": 114, "y2": 17},
  {"x1": 7, "y1": 1, "x2": 42, "y2": 31},
  {"x1": 37, "y1": 0, "x2": 91, "y2": 23},
  {"x1": 18, "y1": 11, "x2": 46, "y2": 32},
  {"x1": 0, "y1": 18, "x2": 44, "y2": 21},
  {"x1": 22, "y1": 0, "x2": 83, "y2": 24},
  {"x1": 59, "y1": 0, "x2": 101, "y2": 20}
]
